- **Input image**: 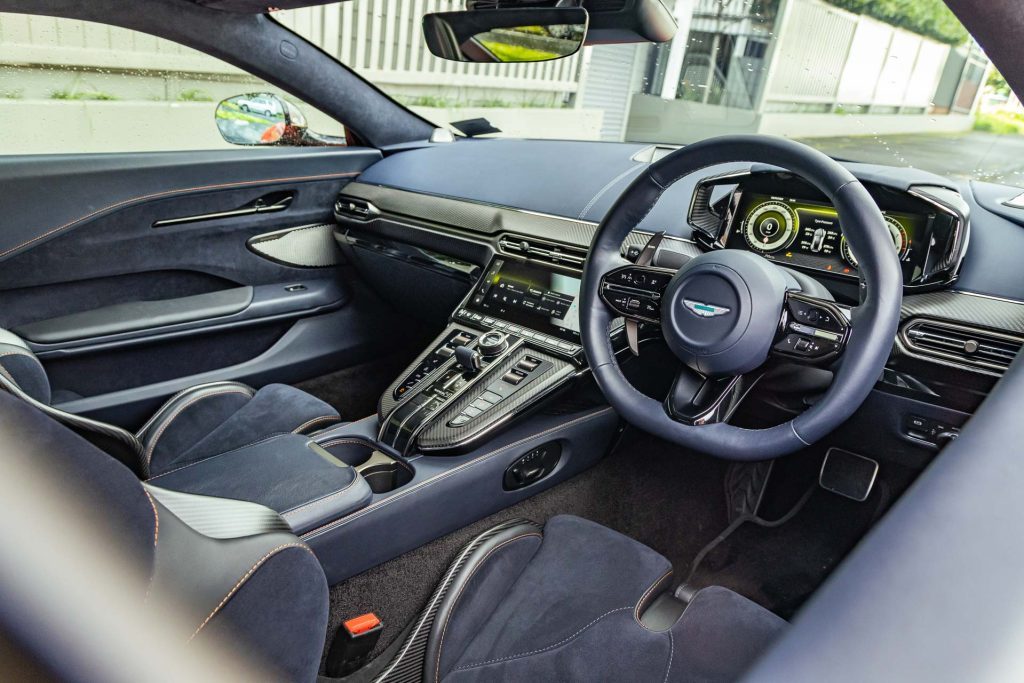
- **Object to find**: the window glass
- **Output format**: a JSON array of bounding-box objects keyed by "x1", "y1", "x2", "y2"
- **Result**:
[
  {"x1": 278, "y1": 0, "x2": 1021, "y2": 186},
  {"x1": 0, "y1": 12, "x2": 343, "y2": 154}
]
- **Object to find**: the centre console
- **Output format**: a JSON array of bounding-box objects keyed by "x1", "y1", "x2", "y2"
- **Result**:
[{"x1": 377, "y1": 256, "x2": 589, "y2": 455}]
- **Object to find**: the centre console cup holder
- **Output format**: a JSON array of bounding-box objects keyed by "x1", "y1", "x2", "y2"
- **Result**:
[{"x1": 317, "y1": 438, "x2": 413, "y2": 494}]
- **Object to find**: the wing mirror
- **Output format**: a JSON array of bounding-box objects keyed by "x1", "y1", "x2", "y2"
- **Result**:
[
  {"x1": 422, "y1": 8, "x2": 588, "y2": 63},
  {"x1": 215, "y1": 93, "x2": 344, "y2": 146}
]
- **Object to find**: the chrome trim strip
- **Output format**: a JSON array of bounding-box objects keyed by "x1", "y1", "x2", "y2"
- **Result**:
[
  {"x1": 948, "y1": 289, "x2": 1024, "y2": 307},
  {"x1": 152, "y1": 196, "x2": 292, "y2": 227}
]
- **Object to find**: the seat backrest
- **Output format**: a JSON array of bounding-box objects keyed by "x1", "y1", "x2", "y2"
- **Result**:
[
  {"x1": 0, "y1": 328, "x2": 143, "y2": 474},
  {"x1": 0, "y1": 391, "x2": 330, "y2": 681},
  {"x1": 0, "y1": 328, "x2": 51, "y2": 404}
]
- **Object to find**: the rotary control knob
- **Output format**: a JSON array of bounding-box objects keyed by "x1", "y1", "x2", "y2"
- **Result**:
[{"x1": 477, "y1": 331, "x2": 509, "y2": 357}]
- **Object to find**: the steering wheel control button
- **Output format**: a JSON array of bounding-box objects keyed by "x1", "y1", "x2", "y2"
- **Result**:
[
  {"x1": 787, "y1": 298, "x2": 844, "y2": 333},
  {"x1": 773, "y1": 294, "x2": 849, "y2": 363},
  {"x1": 599, "y1": 265, "x2": 676, "y2": 323},
  {"x1": 774, "y1": 333, "x2": 839, "y2": 359}
]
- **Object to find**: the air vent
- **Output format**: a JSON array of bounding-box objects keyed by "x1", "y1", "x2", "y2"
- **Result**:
[
  {"x1": 901, "y1": 319, "x2": 1023, "y2": 375},
  {"x1": 497, "y1": 234, "x2": 587, "y2": 270},
  {"x1": 334, "y1": 196, "x2": 377, "y2": 221}
]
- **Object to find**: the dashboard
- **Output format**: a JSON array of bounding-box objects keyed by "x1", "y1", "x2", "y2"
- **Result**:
[{"x1": 691, "y1": 171, "x2": 968, "y2": 291}]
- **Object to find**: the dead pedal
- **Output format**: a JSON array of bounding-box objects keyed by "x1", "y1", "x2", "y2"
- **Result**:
[{"x1": 819, "y1": 447, "x2": 879, "y2": 502}]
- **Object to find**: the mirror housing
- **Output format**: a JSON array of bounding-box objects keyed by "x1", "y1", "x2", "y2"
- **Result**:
[
  {"x1": 579, "y1": 0, "x2": 676, "y2": 45},
  {"x1": 215, "y1": 93, "x2": 343, "y2": 146},
  {"x1": 423, "y1": 8, "x2": 588, "y2": 63}
]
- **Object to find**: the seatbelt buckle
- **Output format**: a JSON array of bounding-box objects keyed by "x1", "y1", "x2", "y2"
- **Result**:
[{"x1": 325, "y1": 612, "x2": 383, "y2": 677}]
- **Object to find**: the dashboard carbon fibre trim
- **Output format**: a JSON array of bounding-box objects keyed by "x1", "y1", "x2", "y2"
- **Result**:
[
  {"x1": 342, "y1": 182, "x2": 602, "y2": 246},
  {"x1": 900, "y1": 290, "x2": 1024, "y2": 335}
]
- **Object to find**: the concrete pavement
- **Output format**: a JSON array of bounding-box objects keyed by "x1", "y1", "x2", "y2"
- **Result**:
[{"x1": 800, "y1": 131, "x2": 1024, "y2": 186}]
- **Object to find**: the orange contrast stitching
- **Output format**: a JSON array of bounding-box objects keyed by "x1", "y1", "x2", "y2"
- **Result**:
[{"x1": 189, "y1": 543, "x2": 314, "y2": 640}]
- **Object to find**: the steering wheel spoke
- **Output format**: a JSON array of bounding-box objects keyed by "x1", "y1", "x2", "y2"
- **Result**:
[
  {"x1": 771, "y1": 292, "x2": 851, "y2": 365},
  {"x1": 598, "y1": 264, "x2": 675, "y2": 324},
  {"x1": 664, "y1": 365, "x2": 763, "y2": 426}
]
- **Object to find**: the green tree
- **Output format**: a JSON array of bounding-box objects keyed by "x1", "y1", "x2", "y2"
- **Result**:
[
  {"x1": 823, "y1": 0, "x2": 968, "y2": 45},
  {"x1": 986, "y1": 69, "x2": 1010, "y2": 97}
]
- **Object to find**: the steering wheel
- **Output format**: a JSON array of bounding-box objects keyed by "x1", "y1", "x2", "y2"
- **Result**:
[{"x1": 580, "y1": 136, "x2": 903, "y2": 460}]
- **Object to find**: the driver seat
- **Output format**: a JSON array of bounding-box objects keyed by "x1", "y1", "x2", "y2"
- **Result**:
[
  {"x1": 1, "y1": 390, "x2": 785, "y2": 681},
  {"x1": 391, "y1": 516, "x2": 786, "y2": 682}
]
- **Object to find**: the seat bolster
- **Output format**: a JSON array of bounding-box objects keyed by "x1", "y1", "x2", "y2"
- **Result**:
[
  {"x1": 666, "y1": 586, "x2": 787, "y2": 682},
  {"x1": 146, "y1": 492, "x2": 328, "y2": 682},
  {"x1": 426, "y1": 522, "x2": 544, "y2": 683},
  {"x1": 0, "y1": 338, "x2": 51, "y2": 405},
  {"x1": 138, "y1": 381, "x2": 256, "y2": 475}
]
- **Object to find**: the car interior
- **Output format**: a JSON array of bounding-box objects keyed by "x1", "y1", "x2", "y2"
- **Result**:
[{"x1": 3, "y1": 0, "x2": 1024, "y2": 681}]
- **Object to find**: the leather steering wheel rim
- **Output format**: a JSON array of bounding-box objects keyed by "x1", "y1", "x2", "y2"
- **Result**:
[{"x1": 580, "y1": 135, "x2": 904, "y2": 460}]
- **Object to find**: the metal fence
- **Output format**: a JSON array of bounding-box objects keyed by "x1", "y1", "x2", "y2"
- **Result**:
[
  {"x1": 763, "y1": 0, "x2": 956, "y2": 114},
  {"x1": 275, "y1": 1, "x2": 584, "y2": 96},
  {"x1": 0, "y1": 5, "x2": 585, "y2": 99}
]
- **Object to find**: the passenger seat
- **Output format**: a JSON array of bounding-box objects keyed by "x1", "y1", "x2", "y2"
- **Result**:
[{"x1": 0, "y1": 328, "x2": 340, "y2": 478}]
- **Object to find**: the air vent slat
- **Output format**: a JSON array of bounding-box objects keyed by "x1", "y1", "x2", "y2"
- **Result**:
[
  {"x1": 497, "y1": 234, "x2": 588, "y2": 271},
  {"x1": 902, "y1": 319, "x2": 1024, "y2": 375}
]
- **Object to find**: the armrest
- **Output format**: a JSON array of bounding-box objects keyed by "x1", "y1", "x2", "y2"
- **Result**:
[
  {"x1": 146, "y1": 434, "x2": 373, "y2": 535},
  {"x1": 14, "y1": 287, "x2": 253, "y2": 344}
]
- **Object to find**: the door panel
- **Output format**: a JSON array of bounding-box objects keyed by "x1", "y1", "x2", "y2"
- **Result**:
[{"x1": 0, "y1": 147, "x2": 387, "y2": 421}]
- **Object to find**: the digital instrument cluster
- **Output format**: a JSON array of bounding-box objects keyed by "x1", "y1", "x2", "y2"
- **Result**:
[{"x1": 728, "y1": 193, "x2": 926, "y2": 277}]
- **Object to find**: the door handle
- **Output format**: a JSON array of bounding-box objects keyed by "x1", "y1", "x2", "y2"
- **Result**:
[{"x1": 152, "y1": 192, "x2": 293, "y2": 227}]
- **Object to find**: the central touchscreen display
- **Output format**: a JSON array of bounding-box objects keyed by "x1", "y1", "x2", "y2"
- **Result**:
[{"x1": 468, "y1": 258, "x2": 581, "y2": 342}]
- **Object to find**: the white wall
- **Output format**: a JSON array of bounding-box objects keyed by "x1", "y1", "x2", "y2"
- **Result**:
[
  {"x1": 0, "y1": 100, "x2": 602, "y2": 155},
  {"x1": 625, "y1": 92, "x2": 974, "y2": 144}
]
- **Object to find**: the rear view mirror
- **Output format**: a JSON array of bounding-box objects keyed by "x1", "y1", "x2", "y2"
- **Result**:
[
  {"x1": 422, "y1": 8, "x2": 588, "y2": 63},
  {"x1": 215, "y1": 92, "x2": 309, "y2": 145}
]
